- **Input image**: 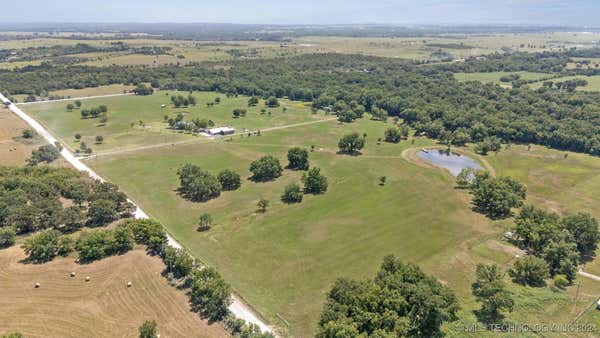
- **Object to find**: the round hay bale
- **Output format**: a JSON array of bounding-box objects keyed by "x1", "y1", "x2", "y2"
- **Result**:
[
  {"x1": 85, "y1": 276, "x2": 90, "y2": 282},
  {"x1": 127, "y1": 281, "x2": 132, "y2": 287},
  {"x1": 70, "y1": 271, "x2": 76, "y2": 277},
  {"x1": 35, "y1": 282, "x2": 40, "y2": 288}
]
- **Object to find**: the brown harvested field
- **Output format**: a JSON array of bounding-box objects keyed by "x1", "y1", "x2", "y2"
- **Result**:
[
  {"x1": 0, "y1": 246, "x2": 228, "y2": 338},
  {"x1": 0, "y1": 108, "x2": 45, "y2": 165}
]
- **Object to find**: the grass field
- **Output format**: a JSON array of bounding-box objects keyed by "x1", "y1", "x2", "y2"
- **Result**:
[
  {"x1": 22, "y1": 91, "x2": 329, "y2": 154},
  {"x1": 485, "y1": 144, "x2": 600, "y2": 220},
  {"x1": 85, "y1": 119, "x2": 499, "y2": 336},
  {"x1": 3, "y1": 32, "x2": 600, "y2": 71},
  {"x1": 0, "y1": 108, "x2": 47, "y2": 166},
  {"x1": 19, "y1": 91, "x2": 600, "y2": 336},
  {"x1": 0, "y1": 246, "x2": 227, "y2": 338},
  {"x1": 454, "y1": 71, "x2": 555, "y2": 87},
  {"x1": 527, "y1": 75, "x2": 600, "y2": 91}
]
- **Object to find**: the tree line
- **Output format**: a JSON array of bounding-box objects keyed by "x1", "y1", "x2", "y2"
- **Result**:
[{"x1": 2, "y1": 51, "x2": 598, "y2": 155}]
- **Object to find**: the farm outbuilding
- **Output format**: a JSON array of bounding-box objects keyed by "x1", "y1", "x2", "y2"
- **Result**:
[{"x1": 208, "y1": 127, "x2": 235, "y2": 136}]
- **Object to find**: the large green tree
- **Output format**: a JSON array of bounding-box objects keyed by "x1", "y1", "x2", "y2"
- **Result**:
[
  {"x1": 177, "y1": 164, "x2": 222, "y2": 202},
  {"x1": 302, "y1": 167, "x2": 328, "y2": 194},
  {"x1": 249, "y1": 156, "x2": 283, "y2": 182},
  {"x1": 471, "y1": 264, "x2": 514, "y2": 322},
  {"x1": 287, "y1": 147, "x2": 309, "y2": 170},
  {"x1": 318, "y1": 255, "x2": 458, "y2": 337},
  {"x1": 470, "y1": 174, "x2": 526, "y2": 219},
  {"x1": 338, "y1": 132, "x2": 365, "y2": 155}
]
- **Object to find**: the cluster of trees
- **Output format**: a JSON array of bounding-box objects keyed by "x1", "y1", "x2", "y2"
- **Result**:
[
  {"x1": 383, "y1": 126, "x2": 409, "y2": 143},
  {"x1": 18, "y1": 215, "x2": 266, "y2": 336},
  {"x1": 22, "y1": 229, "x2": 75, "y2": 262},
  {"x1": 177, "y1": 164, "x2": 241, "y2": 202},
  {"x1": 461, "y1": 171, "x2": 527, "y2": 219},
  {"x1": 511, "y1": 206, "x2": 599, "y2": 284},
  {"x1": 542, "y1": 78, "x2": 588, "y2": 92},
  {"x1": 166, "y1": 113, "x2": 215, "y2": 132},
  {"x1": 133, "y1": 84, "x2": 154, "y2": 96},
  {"x1": 0, "y1": 166, "x2": 133, "y2": 237},
  {"x1": 80, "y1": 105, "x2": 107, "y2": 119},
  {"x1": 317, "y1": 255, "x2": 458, "y2": 337},
  {"x1": 28, "y1": 144, "x2": 61, "y2": 165},
  {"x1": 474, "y1": 136, "x2": 502, "y2": 155},
  {"x1": 232, "y1": 108, "x2": 247, "y2": 118},
  {"x1": 171, "y1": 94, "x2": 196, "y2": 107},
  {"x1": 3, "y1": 51, "x2": 599, "y2": 155}
]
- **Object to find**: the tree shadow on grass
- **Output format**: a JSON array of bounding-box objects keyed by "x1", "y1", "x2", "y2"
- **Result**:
[{"x1": 335, "y1": 150, "x2": 363, "y2": 156}]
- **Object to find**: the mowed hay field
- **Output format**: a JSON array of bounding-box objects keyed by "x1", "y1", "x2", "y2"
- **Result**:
[
  {"x1": 0, "y1": 246, "x2": 228, "y2": 338},
  {"x1": 22, "y1": 92, "x2": 329, "y2": 154},
  {"x1": 0, "y1": 108, "x2": 45, "y2": 165}
]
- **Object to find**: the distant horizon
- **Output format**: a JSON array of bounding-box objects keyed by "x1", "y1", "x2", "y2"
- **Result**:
[{"x1": 3, "y1": 1, "x2": 600, "y2": 26}]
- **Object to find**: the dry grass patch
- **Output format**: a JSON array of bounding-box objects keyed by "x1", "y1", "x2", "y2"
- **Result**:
[{"x1": 0, "y1": 246, "x2": 228, "y2": 338}]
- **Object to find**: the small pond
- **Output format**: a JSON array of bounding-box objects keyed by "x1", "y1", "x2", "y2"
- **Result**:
[{"x1": 418, "y1": 149, "x2": 483, "y2": 176}]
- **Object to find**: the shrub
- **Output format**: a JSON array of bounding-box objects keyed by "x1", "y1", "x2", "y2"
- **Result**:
[
  {"x1": 553, "y1": 274, "x2": 569, "y2": 289},
  {"x1": 257, "y1": 198, "x2": 269, "y2": 213},
  {"x1": 22, "y1": 129, "x2": 35, "y2": 138},
  {"x1": 281, "y1": 183, "x2": 303, "y2": 204},
  {"x1": 0, "y1": 227, "x2": 16, "y2": 248},
  {"x1": 249, "y1": 156, "x2": 282, "y2": 182},
  {"x1": 198, "y1": 213, "x2": 213, "y2": 231},
  {"x1": 217, "y1": 169, "x2": 241, "y2": 191},
  {"x1": 138, "y1": 320, "x2": 158, "y2": 338}
]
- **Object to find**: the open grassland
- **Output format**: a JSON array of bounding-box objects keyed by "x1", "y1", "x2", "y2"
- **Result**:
[
  {"x1": 485, "y1": 144, "x2": 600, "y2": 219},
  {"x1": 454, "y1": 71, "x2": 555, "y2": 87},
  {"x1": 18, "y1": 91, "x2": 600, "y2": 336},
  {"x1": 528, "y1": 75, "x2": 600, "y2": 91},
  {"x1": 0, "y1": 246, "x2": 227, "y2": 338},
  {"x1": 3, "y1": 32, "x2": 600, "y2": 71},
  {"x1": 12, "y1": 84, "x2": 135, "y2": 102},
  {"x1": 0, "y1": 108, "x2": 46, "y2": 165},
  {"x1": 86, "y1": 117, "x2": 502, "y2": 336},
  {"x1": 21, "y1": 91, "x2": 328, "y2": 154}
]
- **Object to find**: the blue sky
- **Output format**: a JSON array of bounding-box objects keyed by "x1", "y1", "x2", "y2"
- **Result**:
[{"x1": 5, "y1": 0, "x2": 600, "y2": 25}]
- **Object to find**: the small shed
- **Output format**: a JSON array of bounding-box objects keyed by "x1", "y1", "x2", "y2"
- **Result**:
[{"x1": 208, "y1": 127, "x2": 235, "y2": 136}]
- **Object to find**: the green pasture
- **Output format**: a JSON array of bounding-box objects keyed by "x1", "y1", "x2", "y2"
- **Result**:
[{"x1": 21, "y1": 92, "x2": 328, "y2": 153}]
